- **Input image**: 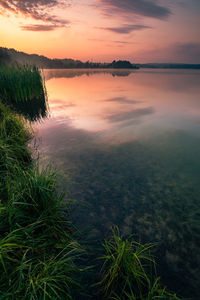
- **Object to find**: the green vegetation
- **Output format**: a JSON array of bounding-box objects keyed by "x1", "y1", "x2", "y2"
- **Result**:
[
  {"x1": 0, "y1": 64, "x2": 181, "y2": 299},
  {"x1": 98, "y1": 228, "x2": 179, "y2": 299},
  {"x1": 0, "y1": 64, "x2": 48, "y2": 121}
]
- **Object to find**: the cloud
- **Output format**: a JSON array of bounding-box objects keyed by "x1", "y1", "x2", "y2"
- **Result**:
[
  {"x1": 99, "y1": 24, "x2": 151, "y2": 34},
  {"x1": 99, "y1": 0, "x2": 171, "y2": 19},
  {"x1": 88, "y1": 38, "x2": 134, "y2": 45},
  {"x1": 0, "y1": 0, "x2": 70, "y2": 29},
  {"x1": 20, "y1": 24, "x2": 64, "y2": 31},
  {"x1": 137, "y1": 42, "x2": 200, "y2": 63},
  {"x1": 173, "y1": 43, "x2": 200, "y2": 63},
  {"x1": 106, "y1": 107, "x2": 155, "y2": 123},
  {"x1": 112, "y1": 40, "x2": 133, "y2": 44}
]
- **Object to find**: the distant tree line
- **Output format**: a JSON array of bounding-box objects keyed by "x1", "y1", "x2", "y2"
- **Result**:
[
  {"x1": 137, "y1": 63, "x2": 200, "y2": 69},
  {"x1": 0, "y1": 47, "x2": 139, "y2": 69},
  {"x1": 0, "y1": 47, "x2": 199, "y2": 69},
  {"x1": 0, "y1": 48, "x2": 11, "y2": 65}
]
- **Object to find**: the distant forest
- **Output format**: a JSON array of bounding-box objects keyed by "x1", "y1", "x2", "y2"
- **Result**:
[
  {"x1": 0, "y1": 47, "x2": 200, "y2": 69},
  {"x1": 0, "y1": 47, "x2": 138, "y2": 69}
]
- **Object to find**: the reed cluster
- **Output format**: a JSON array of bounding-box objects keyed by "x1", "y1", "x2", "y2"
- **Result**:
[{"x1": 0, "y1": 64, "x2": 48, "y2": 121}]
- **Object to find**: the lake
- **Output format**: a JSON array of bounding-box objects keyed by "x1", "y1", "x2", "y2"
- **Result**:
[{"x1": 33, "y1": 69, "x2": 200, "y2": 298}]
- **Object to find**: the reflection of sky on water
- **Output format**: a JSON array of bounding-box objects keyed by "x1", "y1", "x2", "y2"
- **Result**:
[
  {"x1": 34, "y1": 69, "x2": 200, "y2": 298},
  {"x1": 38, "y1": 69, "x2": 200, "y2": 142},
  {"x1": 34, "y1": 68, "x2": 200, "y2": 165}
]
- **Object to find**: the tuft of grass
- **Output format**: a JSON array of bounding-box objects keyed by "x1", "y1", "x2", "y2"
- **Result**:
[
  {"x1": 98, "y1": 227, "x2": 180, "y2": 300},
  {"x1": 0, "y1": 237, "x2": 82, "y2": 300}
]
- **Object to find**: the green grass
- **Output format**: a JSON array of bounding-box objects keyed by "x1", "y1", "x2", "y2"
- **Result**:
[
  {"x1": 0, "y1": 102, "x2": 32, "y2": 203},
  {"x1": 98, "y1": 227, "x2": 180, "y2": 300},
  {"x1": 0, "y1": 64, "x2": 48, "y2": 121},
  {"x1": 0, "y1": 96, "x2": 82, "y2": 298}
]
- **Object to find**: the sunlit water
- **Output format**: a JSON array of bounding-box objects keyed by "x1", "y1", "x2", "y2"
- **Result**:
[{"x1": 33, "y1": 69, "x2": 200, "y2": 298}]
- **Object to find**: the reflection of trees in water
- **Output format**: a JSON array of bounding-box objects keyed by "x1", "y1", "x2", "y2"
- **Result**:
[
  {"x1": 0, "y1": 65, "x2": 49, "y2": 122},
  {"x1": 7, "y1": 97, "x2": 49, "y2": 122},
  {"x1": 66, "y1": 131, "x2": 200, "y2": 298},
  {"x1": 44, "y1": 69, "x2": 132, "y2": 81}
]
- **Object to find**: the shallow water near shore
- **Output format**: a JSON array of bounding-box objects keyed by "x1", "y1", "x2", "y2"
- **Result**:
[{"x1": 33, "y1": 68, "x2": 200, "y2": 298}]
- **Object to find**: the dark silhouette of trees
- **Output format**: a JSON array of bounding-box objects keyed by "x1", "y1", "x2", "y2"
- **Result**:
[
  {"x1": 0, "y1": 48, "x2": 10, "y2": 65},
  {"x1": 110, "y1": 60, "x2": 135, "y2": 69},
  {"x1": 0, "y1": 47, "x2": 140, "y2": 69}
]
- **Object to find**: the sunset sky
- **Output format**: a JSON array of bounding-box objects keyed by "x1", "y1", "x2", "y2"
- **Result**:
[{"x1": 0, "y1": 0, "x2": 200, "y2": 63}]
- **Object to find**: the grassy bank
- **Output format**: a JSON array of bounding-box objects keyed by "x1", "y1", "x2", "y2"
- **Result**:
[
  {"x1": 0, "y1": 102, "x2": 82, "y2": 299},
  {"x1": 0, "y1": 64, "x2": 180, "y2": 299},
  {"x1": 0, "y1": 65, "x2": 82, "y2": 299}
]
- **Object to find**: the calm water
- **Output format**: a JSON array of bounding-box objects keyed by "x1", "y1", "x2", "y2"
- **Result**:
[{"x1": 34, "y1": 69, "x2": 200, "y2": 298}]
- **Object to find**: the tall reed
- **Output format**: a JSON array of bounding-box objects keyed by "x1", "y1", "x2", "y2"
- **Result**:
[{"x1": 0, "y1": 64, "x2": 48, "y2": 121}]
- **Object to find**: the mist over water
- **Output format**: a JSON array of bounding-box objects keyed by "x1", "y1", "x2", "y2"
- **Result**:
[{"x1": 33, "y1": 69, "x2": 200, "y2": 298}]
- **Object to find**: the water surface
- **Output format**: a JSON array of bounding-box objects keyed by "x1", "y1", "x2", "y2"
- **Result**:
[{"x1": 34, "y1": 69, "x2": 200, "y2": 298}]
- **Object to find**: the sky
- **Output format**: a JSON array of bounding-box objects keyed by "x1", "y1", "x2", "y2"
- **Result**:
[{"x1": 0, "y1": 0, "x2": 200, "y2": 63}]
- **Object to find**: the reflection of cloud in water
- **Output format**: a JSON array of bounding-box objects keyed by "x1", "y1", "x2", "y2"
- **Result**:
[
  {"x1": 44, "y1": 69, "x2": 132, "y2": 81},
  {"x1": 117, "y1": 118, "x2": 141, "y2": 128},
  {"x1": 106, "y1": 107, "x2": 155, "y2": 123},
  {"x1": 51, "y1": 100, "x2": 76, "y2": 112},
  {"x1": 35, "y1": 117, "x2": 101, "y2": 162},
  {"x1": 51, "y1": 99, "x2": 76, "y2": 107},
  {"x1": 105, "y1": 96, "x2": 140, "y2": 104}
]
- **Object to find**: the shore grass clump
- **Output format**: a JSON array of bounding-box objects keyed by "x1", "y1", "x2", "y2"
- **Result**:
[
  {"x1": 0, "y1": 64, "x2": 48, "y2": 121},
  {"x1": 0, "y1": 102, "x2": 31, "y2": 151},
  {"x1": 0, "y1": 102, "x2": 82, "y2": 299},
  {"x1": 98, "y1": 227, "x2": 180, "y2": 300}
]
